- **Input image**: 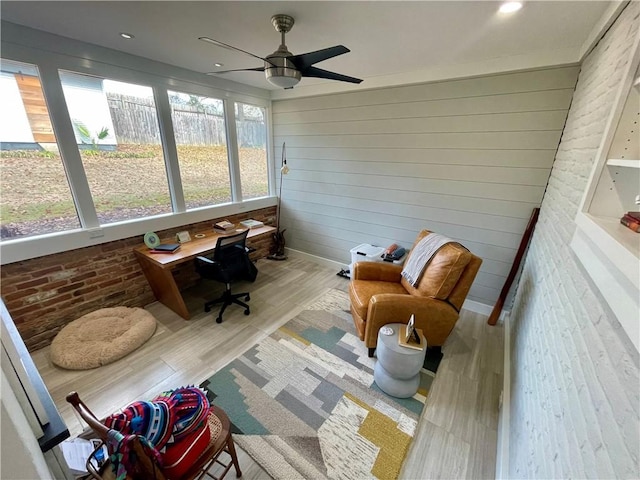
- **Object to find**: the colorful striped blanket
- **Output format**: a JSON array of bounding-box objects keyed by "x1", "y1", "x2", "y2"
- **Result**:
[{"x1": 104, "y1": 386, "x2": 210, "y2": 479}]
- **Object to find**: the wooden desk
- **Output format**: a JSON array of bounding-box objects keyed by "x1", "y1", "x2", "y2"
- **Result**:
[{"x1": 134, "y1": 226, "x2": 275, "y2": 319}]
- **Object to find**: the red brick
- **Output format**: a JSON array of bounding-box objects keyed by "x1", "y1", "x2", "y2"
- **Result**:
[
  {"x1": 32, "y1": 265, "x2": 64, "y2": 277},
  {"x1": 94, "y1": 265, "x2": 124, "y2": 276},
  {"x1": 97, "y1": 278, "x2": 123, "y2": 289},
  {"x1": 73, "y1": 285, "x2": 98, "y2": 297},
  {"x1": 7, "y1": 303, "x2": 44, "y2": 318},
  {"x1": 4, "y1": 289, "x2": 38, "y2": 302},
  {"x1": 1, "y1": 274, "x2": 32, "y2": 284},
  {"x1": 69, "y1": 271, "x2": 97, "y2": 283},
  {"x1": 13, "y1": 277, "x2": 50, "y2": 289},
  {"x1": 57, "y1": 282, "x2": 84, "y2": 294},
  {"x1": 105, "y1": 291, "x2": 126, "y2": 301},
  {"x1": 39, "y1": 293, "x2": 73, "y2": 307},
  {"x1": 45, "y1": 280, "x2": 70, "y2": 291}
]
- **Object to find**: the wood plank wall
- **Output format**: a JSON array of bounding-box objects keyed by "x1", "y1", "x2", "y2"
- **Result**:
[
  {"x1": 272, "y1": 66, "x2": 579, "y2": 306},
  {"x1": 14, "y1": 73, "x2": 56, "y2": 143}
]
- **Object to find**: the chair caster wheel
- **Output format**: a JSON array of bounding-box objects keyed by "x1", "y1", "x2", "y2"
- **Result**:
[
  {"x1": 205, "y1": 306, "x2": 211, "y2": 313},
  {"x1": 244, "y1": 309, "x2": 250, "y2": 315},
  {"x1": 245, "y1": 294, "x2": 250, "y2": 301},
  {"x1": 216, "y1": 317, "x2": 222, "y2": 324}
]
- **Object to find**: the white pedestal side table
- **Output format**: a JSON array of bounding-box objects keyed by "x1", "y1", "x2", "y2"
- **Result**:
[{"x1": 374, "y1": 323, "x2": 427, "y2": 398}]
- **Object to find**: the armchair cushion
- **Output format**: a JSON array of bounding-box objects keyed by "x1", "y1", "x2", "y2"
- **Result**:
[
  {"x1": 401, "y1": 236, "x2": 472, "y2": 300},
  {"x1": 363, "y1": 294, "x2": 460, "y2": 347},
  {"x1": 349, "y1": 279, "x2": 406, "y2": 321}
]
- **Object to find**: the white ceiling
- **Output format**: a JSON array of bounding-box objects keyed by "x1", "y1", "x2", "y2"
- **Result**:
[{"x1": 1, "y1": 1, "x2": 617, "y2": 99}]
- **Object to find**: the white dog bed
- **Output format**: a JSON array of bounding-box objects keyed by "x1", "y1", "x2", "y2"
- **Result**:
[{"x1": 50, "y1": 307, "x2": 157, "y2": 370}]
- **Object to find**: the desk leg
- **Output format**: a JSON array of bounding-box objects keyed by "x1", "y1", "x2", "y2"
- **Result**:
[{"x1": 136, "y1": 257, "x2": 190, "y2": 320}]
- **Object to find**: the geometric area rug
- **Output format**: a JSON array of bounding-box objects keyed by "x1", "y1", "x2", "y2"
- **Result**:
[{"x1": 201, "y1": 288, "x2": 439, "y2": 480}]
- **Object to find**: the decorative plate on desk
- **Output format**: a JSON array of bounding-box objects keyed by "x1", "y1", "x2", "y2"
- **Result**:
[{"x1": 143, "y1": 231, "x2": 160, "y2": 249}]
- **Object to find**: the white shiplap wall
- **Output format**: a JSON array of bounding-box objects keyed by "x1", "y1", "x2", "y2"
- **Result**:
[
  {"x1": 508, "y1": 2, "x2": 640, "y2": 478},
  {"x1": 272, "y1": 67, "x2": 578, "y2": 306}
]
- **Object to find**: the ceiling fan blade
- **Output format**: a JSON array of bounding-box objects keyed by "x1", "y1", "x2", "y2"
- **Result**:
[
  {"x1": 290, "y1": 45, "x2": 350, "y2": 70},
  {"x1": 199, "y1": 37, "x2": 277, "y2": 67},
  {"x1": 300, "y1": 66, "x2": 363, "y2": 84},
  {"x1": 206, "y1": 67, "x2": 265, "y2": 75}
]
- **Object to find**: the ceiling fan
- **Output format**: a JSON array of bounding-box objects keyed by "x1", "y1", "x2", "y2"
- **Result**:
[{"x1": 199, "y1": 14, "x2": 363, "y2": 89}]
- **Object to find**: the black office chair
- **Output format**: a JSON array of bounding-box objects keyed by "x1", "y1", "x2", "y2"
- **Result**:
[{"x1": 195, "y1": 229, "x2": 258, "y2": 324}]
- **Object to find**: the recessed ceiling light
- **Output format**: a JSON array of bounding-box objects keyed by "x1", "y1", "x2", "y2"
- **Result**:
[
  {"x1": 214, "y1": 63, "x2": 223, "y2": 67},
  {"x1": 120, "y1": 32, "x2": 135, "y2": 39},
  {"x1": 499, "y1": 2, "x2": 523, "y2": 13}
]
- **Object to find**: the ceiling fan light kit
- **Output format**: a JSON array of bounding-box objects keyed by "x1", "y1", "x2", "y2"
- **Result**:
[
  {"x1": 266, "y1": 63, "x2": 301, "y2": 88},
  {"x1": 201, "y1": 14, "x2": 362, "y2": 89},
  {"x1": 265, "y1": 15, "x2": 301, "y2": 88}
]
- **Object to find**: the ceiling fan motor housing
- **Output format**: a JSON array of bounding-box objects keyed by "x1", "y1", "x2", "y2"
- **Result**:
[{"x1": 265, "y1": 46, "x2": 301, "y2": 88}]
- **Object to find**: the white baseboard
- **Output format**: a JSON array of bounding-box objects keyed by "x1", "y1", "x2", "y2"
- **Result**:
[
  {"x1": 285, "y1": 248, "x2": 348, "y2": 271},
  {"x1": 285, "y1": 248, "x2": 510, "y2": 320},
  {"x1": 462, "y1": 299, "x2": 510, "y2": 321},
  {"x1": 495, "y1": 312, "x2": 511, "y2": 479}
]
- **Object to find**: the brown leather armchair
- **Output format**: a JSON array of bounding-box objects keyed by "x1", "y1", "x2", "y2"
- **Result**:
[{"x1": 349, "y1": 230, "x2": 482, "y2": 357}]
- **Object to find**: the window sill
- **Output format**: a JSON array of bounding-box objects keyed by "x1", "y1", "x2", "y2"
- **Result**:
[
  {"x1": 571, "y1": 212, "x2": 639, "y2": 351},
  {"x1": 0, "y1": 196, "x2": 277, "y2": 265}
]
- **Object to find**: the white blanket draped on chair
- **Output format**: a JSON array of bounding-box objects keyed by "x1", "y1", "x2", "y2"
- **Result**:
[{"x1": 401, "y1": 233, "x2": 456, "y2": 287}]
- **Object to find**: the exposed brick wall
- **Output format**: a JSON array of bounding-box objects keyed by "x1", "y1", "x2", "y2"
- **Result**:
[
  {"x1": 508, "y1": 4, "x2": 639, "y2": 479},
  {"x1": 1, "y1": 207, "x2": 276, "y2": 351}
]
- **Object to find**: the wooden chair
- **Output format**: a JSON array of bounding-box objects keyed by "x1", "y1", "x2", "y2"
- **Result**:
[{"x1": 66, "y1": 392, "x2": 242, "y2": 480}]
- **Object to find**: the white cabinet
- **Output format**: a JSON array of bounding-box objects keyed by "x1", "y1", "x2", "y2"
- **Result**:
[{"x1": 571, "y1": 46, "x2": 640, "y2": 351}]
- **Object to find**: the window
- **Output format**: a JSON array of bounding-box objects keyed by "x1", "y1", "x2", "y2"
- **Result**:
[
  {"x1": 235, "y1": 102, "x2": 269, "y2": 200},
  {"x1": 168, "y1": 91, "x2": 231, "y2": 210},
  {"x1": 0, "y1": 59, "x2": 80, "y2": 239},
  {"x1": 59, "y1": 71, "x2": 172, "y2": 225}
]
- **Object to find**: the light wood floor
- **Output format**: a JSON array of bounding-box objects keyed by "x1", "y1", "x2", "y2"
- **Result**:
[{"x1": 32, "y1": 256, "x2": 503, "y2": 479}]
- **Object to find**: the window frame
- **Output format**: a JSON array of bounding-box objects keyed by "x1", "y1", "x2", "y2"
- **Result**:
[
  {"x1": 234, "y1": 101, "x2": 271, "y2": 201},
  {"x1": 0, "y1": 24, "x2": 276, "y2": 265}
]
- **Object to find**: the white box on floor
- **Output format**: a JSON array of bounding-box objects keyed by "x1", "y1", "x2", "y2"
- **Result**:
[
  {"x1": 347, "y1": 244, "x2": 385, "y2": 278},
  {"x1": 350, "y1": 243, "x2": 385, "y2": 266}
]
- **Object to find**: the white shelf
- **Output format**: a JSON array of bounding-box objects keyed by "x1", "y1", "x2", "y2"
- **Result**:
[
  {"x1": 572, "y1": 213, "x2": 639, "y2": 351},
  {"x1": 579, "y1": 213, "x2": 640, "y2": 266},
  {"x1": 607, "y1": 158, "x2": 640, "y2": 168},
  {"x1": 572, "y1": 47, "x2": 640, "y2": 352}
]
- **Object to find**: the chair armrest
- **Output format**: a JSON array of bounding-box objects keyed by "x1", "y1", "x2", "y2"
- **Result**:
[
  {"x1": 66, "y1": 392, "x2": 109, "y2": 441},
  {"x1": 364, "y1": 294, "x2": 459, "y2": 348},
  {"x1": 195, "y1": 256, "x2": 229, "y2": 282},
  {"x1": 196, "y1": 255, "x2": 216, "y2": 265},
  {"x1": 352, "y1": 262, "x2": 403, "y2": 282}
]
